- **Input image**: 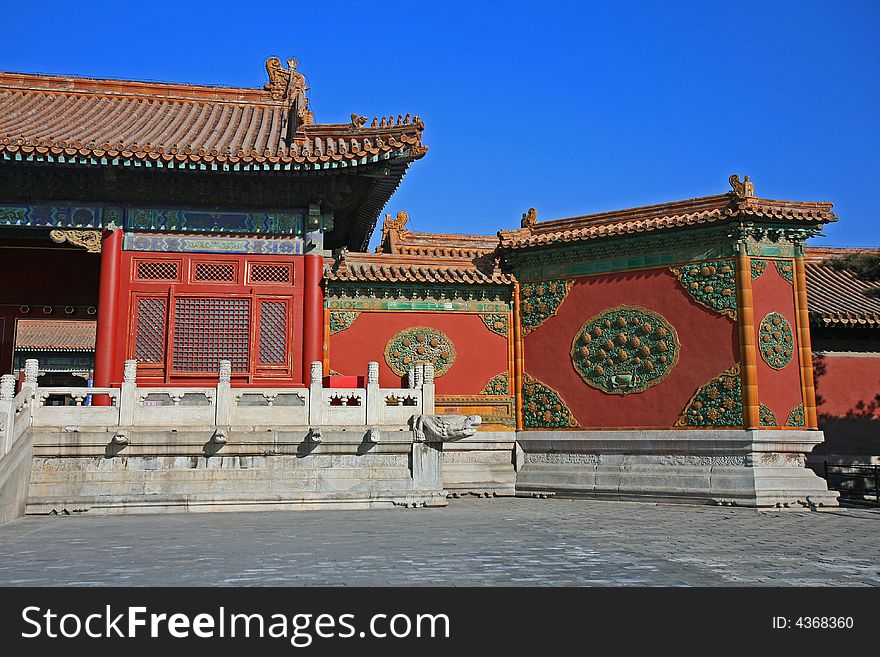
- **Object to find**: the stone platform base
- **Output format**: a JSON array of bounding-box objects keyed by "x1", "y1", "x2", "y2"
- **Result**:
[
  {"x1": 516, "y1": 429, "x2": 840, "y2": 508},
  {"x1": 442, "y1": 431, "x2": 516, "y2": 497},
  {"x1": 26, "y1": 426, "x2": 446, "y2": 515}
]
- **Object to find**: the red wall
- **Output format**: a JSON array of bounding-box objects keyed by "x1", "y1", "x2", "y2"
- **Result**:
[
  {"x1": 116, "y1": 252, "x2": 305, "y2": 387},
  {"x1": 329, "y1": 311, "x2": 510, "y2": 395},
  {"x1": 813, "y1": 352, "x2": 880, "y2": 419},
  {"x1": 751, "y1": 260, "x2": 803, "y2": 424},
  {"x1": 523, "y1": 268, "x2": 739, "y2": 428}
]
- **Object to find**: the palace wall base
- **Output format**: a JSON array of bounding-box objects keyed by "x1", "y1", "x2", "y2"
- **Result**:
[
  {"x1": 0, "y1": 426, "x2": 33, "y2": 524},
  {"x1": 515, "y1": 429, "x2": 840, "y2": 508},
  {"x1": 442, "y1": 431, "x2": 517, "y2": 497},
  {"x1": 26, "y1": 426, "x2": 447, "y2": 515}
]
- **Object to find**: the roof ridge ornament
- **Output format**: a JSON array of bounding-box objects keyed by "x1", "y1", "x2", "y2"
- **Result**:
[
  {"x1": 729, "y1": 174, "x2": 755, "y2": 199},
  {"x1": 521, "y1": 207, "x2": 537, "y2": 229},
  {"x1": 264, "y1": 56, "x2": 307, "y2": 102},
  {"x1": 350, "y1": 114, "x2": 368, "y2": 130}
]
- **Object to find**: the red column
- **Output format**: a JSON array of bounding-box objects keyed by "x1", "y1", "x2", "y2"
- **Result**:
[
  {"x1": 302, "y1": 254, "x2": 324, "y2": 384},
  {"x1": 93, "y1": 227, "x2": 122, "y2": 405}
]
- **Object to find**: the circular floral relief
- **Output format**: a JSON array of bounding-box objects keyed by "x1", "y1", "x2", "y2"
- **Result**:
[
  {"x1": 758, "y1": 312, "x2": 794, "y2": 369},
  {"x1": 384, "y1": 327, "x2": 456, "y2": 377},
  {"x1": 571, "y1": 305, "x2": 680, "y2": 395}
]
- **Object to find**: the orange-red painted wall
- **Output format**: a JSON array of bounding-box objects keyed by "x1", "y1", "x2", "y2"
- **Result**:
[
  {"x1": 813, "y1": 352, "x2": 880, "y2": 419},
  {"x1": 751, "y1": 259, "x2": 804, "y2": 425},
  {"x1": 523, "y1": 267, "x2": 739, "y2": 428},
  {"x1": 329, "y1": 311, "x2": 510, "y2": 395}
]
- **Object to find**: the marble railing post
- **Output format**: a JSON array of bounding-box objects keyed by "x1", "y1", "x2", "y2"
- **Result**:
[
  {"x1": 216, "y1": 360, "x2": 233, "y2": 426},
  {"x1": 119, "y1": 360, "x2": 137, "y2": 426},
  {"x1": 22, "y1": 359, "x2": 39, "y2": 394},
  {"x1": 422, "y1": 363, "x2": 435, "y2": 415},
  {"x1": 365, "y1": 361, "x2": 380, "y2": 425},
  {"x1": 308, "y1": 361, "x2": 324, "y2": 425},
  {"x1": 0, "y1": 374, "x2": 15, "y2": 454}
]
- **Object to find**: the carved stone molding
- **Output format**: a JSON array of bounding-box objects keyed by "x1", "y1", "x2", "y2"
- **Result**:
[{"x1": 49, "y1": 229, "x2": 102, "y2": 253}]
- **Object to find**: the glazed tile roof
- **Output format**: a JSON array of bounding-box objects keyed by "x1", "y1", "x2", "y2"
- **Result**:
[
  {"x1": 499, "y1": 179, "x2": 836, "y2": 251},
  {"x1": 329, "y1": 211, "x2": 511, "y2": 285},
  {"x1": 327, "y1": 251, "x2": 513, "y2": 285},
  {"x1": 14, "y1": 320, "x2": 96, "y2": 351},
  {"x1": 805, "y1": 247, "x2": 880, "y2": 328},
  {"x1": 0, "y1": 63, "x2": 426, "y2": 169},
  {"x1": 377, "y1": 211, "x2": 499, "y2": 258}
]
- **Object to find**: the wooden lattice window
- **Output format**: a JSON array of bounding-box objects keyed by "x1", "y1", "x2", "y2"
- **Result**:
[
  {"x1": 258, "y1": 301, "x2": 288, "y2": 365},
  {"x1": 134, "y1": 297, "x2": 167, "y2": 363},
  {"x1": 250, "y1": 264, "x2": 292, "y2": 284},
  {"x1": 193, "y1": 262, "x2": 237, "y2": 282},
  {"x1": 136, "y1": 261, "x2": 179, "y2": 281},
  {"x1": 172, "y1": 297, "x2": 250, "y2": 373}
]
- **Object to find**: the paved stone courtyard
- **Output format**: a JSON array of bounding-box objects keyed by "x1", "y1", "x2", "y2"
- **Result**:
[{"x1": 0, "y1": 498, "x2": 878, "y2": 586}]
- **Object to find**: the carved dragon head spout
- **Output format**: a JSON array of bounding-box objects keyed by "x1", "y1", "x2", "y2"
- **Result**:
[{"x1": 412, "y1": 414, "x2": 482, "y2": 442}]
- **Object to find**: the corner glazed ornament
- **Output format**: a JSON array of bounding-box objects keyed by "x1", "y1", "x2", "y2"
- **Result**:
[
  {"x1": 758, "y1": 313, "x2": 794, "y2": 370},
  {"x1": 384, "y1": 327, "x2": 456, "y2": 377},
  {"x1": 571, "y1": 305, "x2": 680, "y2": 395}
]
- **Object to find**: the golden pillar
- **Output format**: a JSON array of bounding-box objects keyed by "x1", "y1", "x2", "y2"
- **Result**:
[
  {"x1": 735, "y1": 250, "x2": 760, "y2": 428},
  {"x1": 794, "y1": 255, "x2": 819, "y2": 428}
]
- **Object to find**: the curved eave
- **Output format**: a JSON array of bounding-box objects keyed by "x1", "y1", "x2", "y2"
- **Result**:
[{"x1": 0, "y1": 142, "x2": 422, "y2": 173}]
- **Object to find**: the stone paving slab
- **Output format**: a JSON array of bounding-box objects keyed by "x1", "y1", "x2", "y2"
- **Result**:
[{"x1": 0, "y1": 498, "x2": 878, "y2": 586}]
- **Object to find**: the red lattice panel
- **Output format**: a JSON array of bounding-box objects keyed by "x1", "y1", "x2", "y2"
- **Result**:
[
  {"x1": 259, "y1": 301, "x2": 288, "y2": 365},
  {"x1": 172, "y1": 297, "x2": 250, "y2": 372},
  {"x1": 134, "y1": 297, "x2": 167, "y2": 363},
  {"x1": 136, "y1": 261, "x2": 179, "y2": 281},
  {"x1": 250, "y1": 264, "x2": 292, "y2": 284},
  {"x1": 193, "y1": 262, "x2": 236, "y2": 282}
]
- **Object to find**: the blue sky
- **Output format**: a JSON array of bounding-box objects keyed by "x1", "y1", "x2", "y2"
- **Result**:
[{"x1": 2, "y1": 1, "x2": 878, "y2": 248}]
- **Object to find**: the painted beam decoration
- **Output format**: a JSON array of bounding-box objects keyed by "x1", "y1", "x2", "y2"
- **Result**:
[
  {"x1": 522, "y1": 374, "x2": 578, "y2": 428},
  {"x1": 670, "y1": 259, "x2": 737, "y2": 319},
  {"x1": 675, "y1": 363, "x2": 744, "y2": 428},
  {"x1": 571, "y1": 305, "x2": 680, "y2": 395},
  {"x1": 758, "y1": 313, "x2": 794, "y2": 370},
  {"x1": 520, "y1": 279, "x2": 574, "y2": 334},
  {"x1": 384, "y1": 327, "x2": 456, "y2": 377}
]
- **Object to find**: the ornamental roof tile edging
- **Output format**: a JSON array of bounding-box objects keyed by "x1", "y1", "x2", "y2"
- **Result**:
[
  {"x1": 499, "y1": 177, "x2": 837, "y2": 252},
  {"x1": 0, "y1": 60, "x2": 427, "y2": 169},
  {"x1": 804, "y1": 247, "x2": 880, "y2": 328},
  {"x1": 330, "y1": 210, "x2": 512, "y2": 285}
]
